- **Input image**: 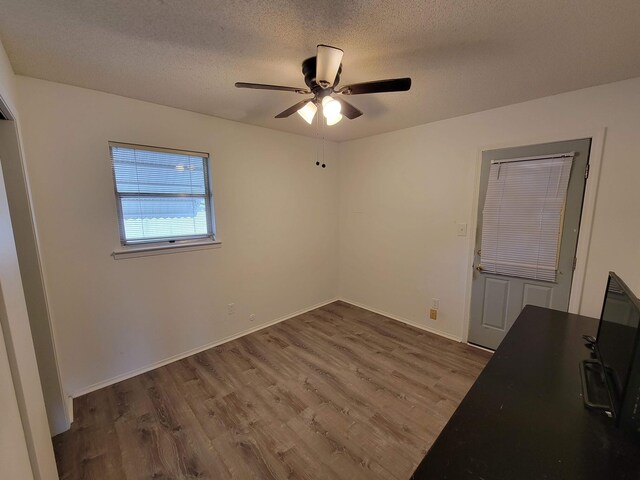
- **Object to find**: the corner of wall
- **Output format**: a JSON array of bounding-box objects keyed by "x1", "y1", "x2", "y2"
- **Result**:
[{"x1": 0, "y1": 39, "x2": 18, "y2": 119}]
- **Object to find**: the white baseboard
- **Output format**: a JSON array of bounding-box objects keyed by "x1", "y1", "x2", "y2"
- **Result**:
[
  {"x1": 465, "y1": 342, "x2": 494, "y2": 353},
  {"x1": 71, "y1": 297, "x2": 339, "y2": 398},
  {"x1": 338, "y1": 298, "x2": 463, "y2": 343},
  {"x1": 65, "y1": 395, "x2": 74, "y2": 423}
]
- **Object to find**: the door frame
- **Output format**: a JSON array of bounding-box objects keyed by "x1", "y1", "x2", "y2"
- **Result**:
[
  {"x1": 0, "y1": 91, "x2": 61, "y2": 478},
  {"x1": 462, "y1": 127, "x2": 607, "y2": 344}
]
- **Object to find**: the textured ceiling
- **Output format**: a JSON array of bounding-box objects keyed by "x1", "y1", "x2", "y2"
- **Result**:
[{"x1": 1, "y1": 0, "x2": 639, "y2": 141}]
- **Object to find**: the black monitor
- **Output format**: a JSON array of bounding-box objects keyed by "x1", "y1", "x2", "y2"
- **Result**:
[{"x1": 595, "y1": 272, "x2": 640, "y2": 418}]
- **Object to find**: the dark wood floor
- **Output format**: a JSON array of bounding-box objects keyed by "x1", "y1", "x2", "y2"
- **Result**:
[{"x1": 53, "y1": 301, "x2": 491, "y2": 479}]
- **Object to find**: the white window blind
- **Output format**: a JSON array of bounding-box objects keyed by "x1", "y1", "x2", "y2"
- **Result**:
[
  {"x1": 479, "y1": 154, "x2": 574, "y2": 282},
  {"x1": 109, "y1": 142, "x2": 214, "y2": 244}
]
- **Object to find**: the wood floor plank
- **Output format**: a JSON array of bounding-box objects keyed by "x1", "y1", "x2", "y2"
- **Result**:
[
  {"x1": 54, "y1": 301, "x2": 491, "y2": 479},
  {"x1": 55, "y1": 389, "x2": 126, "y2": 479},
  {"x1": 107, "y1": 377, "x2": 174, "y2": 479}
]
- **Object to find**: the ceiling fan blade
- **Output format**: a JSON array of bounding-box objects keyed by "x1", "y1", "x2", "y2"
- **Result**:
[
  {"x1": 335, "y1": 98, "x2": 363, "y2": 119},
  {"x1": 338, "y1": 77, "x2": 411, "y2": 95},
  {"x1": 235, "y1": 82, "x2": 309, "y2": 94},
  {"x1": 316, "y1": 45, "x2": 344, "y2": 88},
  {"x1": 275, "y1": 99, "x2": 313, "y2": 118}
]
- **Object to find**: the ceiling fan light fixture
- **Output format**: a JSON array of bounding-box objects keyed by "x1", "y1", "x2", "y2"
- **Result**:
[
  {"x1": 236, "y1": 45, "x2": 411, "y2": 125},
  {"x1": 326, "y1": 113, "x2": 343, "y2": 126},
  {"x1": 297, "y1": 101, "x2": 317, "y2": 124},
  {"x1": 316, "y1": 45, "x2": 344, "y2": 87},
  {"x1": 322, "y1": 96, "x2": 341, "y2": 118}
]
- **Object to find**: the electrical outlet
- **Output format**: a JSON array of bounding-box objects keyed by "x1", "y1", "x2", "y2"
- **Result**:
[
  {"x1": 429, "y1": 308, "x2": 438, "y2": 320},
  {"x1": 249, "y1": 314, "x2": 256, "y2": 322},
  {"x1": 227, "y1": 303, "x2": 235, "y2": 315},
  {"x1": 432, "y1": 298, "x2": 440, "y2": 309}
]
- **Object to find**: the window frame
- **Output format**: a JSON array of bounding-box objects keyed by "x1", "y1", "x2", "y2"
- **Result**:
[{"x1": 109, "y1": 141, "x2": 216, "y2": 247}]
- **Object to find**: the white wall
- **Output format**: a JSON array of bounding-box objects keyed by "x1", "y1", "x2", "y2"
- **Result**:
[
  {"x1": 339, "y1": 77, "x2": 640, "y2": 340},
  {"x1": 16, "y1": 76, "x2": 340, "y2": 397}
]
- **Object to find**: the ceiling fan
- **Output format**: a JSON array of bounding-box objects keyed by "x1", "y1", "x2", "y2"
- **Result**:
[{"x1": 235, "y1": 45, "x2": 411, "y2": 126}]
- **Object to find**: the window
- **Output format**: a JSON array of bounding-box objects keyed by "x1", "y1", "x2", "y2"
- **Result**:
[
  {"x1": 109, "y1": 142, "x2": 215, "y2": 245},
  {"x1": 479, "y1": 154, "x2": 574, "y2": 282}
]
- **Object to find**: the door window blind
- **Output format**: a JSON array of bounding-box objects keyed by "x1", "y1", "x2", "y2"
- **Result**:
[
  {"x1": 479, "y1": 155, "x2": 574, "y2": 282},
  {"x1": 110, "y1": 143, "x2": 213, "y2": 244}
]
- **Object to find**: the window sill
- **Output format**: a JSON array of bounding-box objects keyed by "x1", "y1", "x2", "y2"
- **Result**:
[{"x1": 112, "y1": 239, "x2": 222, "y2": 260}]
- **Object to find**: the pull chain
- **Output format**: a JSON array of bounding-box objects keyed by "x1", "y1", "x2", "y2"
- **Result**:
[
  {"x1": 321, "y1": 115, "x2": 326, "y2": 168},
  {"x1": 315, "y1": 105, "x2": 321, "y2": 167},
  {"x1": 314, "y1": 102, "x2": 326, "y2": 168}
]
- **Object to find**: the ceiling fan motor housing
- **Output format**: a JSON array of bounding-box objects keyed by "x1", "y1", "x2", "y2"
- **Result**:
[{"x1": 302, "y1": 56, "x2": 341, "y2": 99}]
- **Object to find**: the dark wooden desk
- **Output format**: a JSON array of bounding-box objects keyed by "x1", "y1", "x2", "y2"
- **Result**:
[{"x1": 411, "y1": 305, "x2": 640, "y2": 480}]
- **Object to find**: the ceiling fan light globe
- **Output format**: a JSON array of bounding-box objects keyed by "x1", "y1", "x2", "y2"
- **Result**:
[
  {"x1": 297, "y1": 102, "x2": 317, "y2": 124},
  {"x1": 326, "y1": 113, "x2": 343, "y2": 126},
  {"x1": 322, "y1": 96, "x2": 341, "y2": 118},
  {"x1": 316, "y1": 45, "x2": 344, "y2": 88}
]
